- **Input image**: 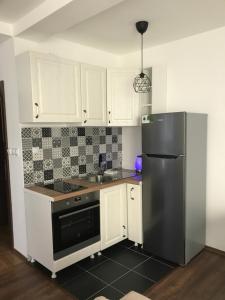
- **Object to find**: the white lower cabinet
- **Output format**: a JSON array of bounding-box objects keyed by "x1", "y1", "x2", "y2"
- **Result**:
[
  {"x1": 127, "y1": 183, "x2": 143, "y2": 245},
  {"x1": 100, "y1": 184, "x2": 128, "y2": 250},
  {"x1": 24, "y1": 189, "x2": 101, "y2": 278},
  {"x1": 25, "y1": 182, "x2": 142, "y2": 278}
]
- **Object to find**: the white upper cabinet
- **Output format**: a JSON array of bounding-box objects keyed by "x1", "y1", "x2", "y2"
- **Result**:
[
  {"x1": 107, "y1": 68, "x2": 140, "y2": 126},
  {"x1": 17, "y1": 52, "x2": 161, "y2": 125},
  {"x1": 81, "y1": 64, "x2": 107, "y2": 126},
  {"x1": 16, "y1": 52, "x2": 82, "y2": 123}
]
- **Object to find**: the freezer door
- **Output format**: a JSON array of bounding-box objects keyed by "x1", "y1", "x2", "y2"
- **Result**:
[
  {"x1": 142, "y1": 154, "x2": 185, "y2": 265},
  {"x1": 142, "y1": 112, "x2": 186, "y2": 155}
]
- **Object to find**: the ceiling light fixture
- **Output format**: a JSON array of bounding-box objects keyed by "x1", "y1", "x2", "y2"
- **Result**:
[{"x1": 133, "y1": 20, "x2": 151, "y2": 93}]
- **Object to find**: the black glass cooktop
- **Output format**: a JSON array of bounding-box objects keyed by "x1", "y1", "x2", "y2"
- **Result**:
[{"x1": 42, "y1": 181, "x2": 87, "y2": 194}]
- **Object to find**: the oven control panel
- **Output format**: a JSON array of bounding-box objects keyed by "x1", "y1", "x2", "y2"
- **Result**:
[{"x1": 52, "y1": 191, "x2": 100, "y2": 213}]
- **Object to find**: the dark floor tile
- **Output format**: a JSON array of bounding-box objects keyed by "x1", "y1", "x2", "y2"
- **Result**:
[
  {"x1": 130, "y1": 245, "x2": 152, "y2": 257},
  {"x1": 77, "y1": 254, "x2": 108, "y2": 270},
  {"x1": 151, "y1": 255, "x2": 177, "y2": 268},
  {"x1": 63, "y1": 272, "x2": 105, "y2": 300},
  {"x1": 119, "y1": 239, "x2": 135, "y2": 248},
  {"x1": 56, "y1": 263, "x2": 84, "y2": 284},
  {"x1": 89, "y1": 285, "x2": 124, "y2": 300},
  {"x1": 104, "y1": 246, "x2": 148, "y2": 269},
  {"x1": 89, "y1": 259, "x2": 129, "y2": 283},
  {"x1": 102, "y1": 244, "x2": 125, "y2": 258},
  {"x1": 134, "y1": 258, "x2": 173, "y2": 281},
  {"x1": 112, "y1": 271, "x2": 154, "y2": 295}
]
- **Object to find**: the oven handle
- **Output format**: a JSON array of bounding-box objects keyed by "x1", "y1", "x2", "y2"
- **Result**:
[{"x1": 58, "y1": 204, "x2": 100, "y2": 220}]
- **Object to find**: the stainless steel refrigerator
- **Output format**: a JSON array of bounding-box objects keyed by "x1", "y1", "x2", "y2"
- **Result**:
[{"x1": 142, "y1": 112, "x2": 207, "y2": 265}]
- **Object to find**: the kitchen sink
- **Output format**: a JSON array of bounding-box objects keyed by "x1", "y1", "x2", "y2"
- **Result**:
[{"x1": 87, "y1": 174, "x2": 113, "y2": 184}]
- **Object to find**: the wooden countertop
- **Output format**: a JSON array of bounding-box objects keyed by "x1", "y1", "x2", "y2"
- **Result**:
[{"x1": 25, "y1": 174, "x2": 142, "y2": 202}]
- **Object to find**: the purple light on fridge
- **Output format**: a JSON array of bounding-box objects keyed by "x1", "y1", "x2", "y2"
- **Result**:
[{"x1": 135, "y1": 155, "x2": 142, "y2": 173}]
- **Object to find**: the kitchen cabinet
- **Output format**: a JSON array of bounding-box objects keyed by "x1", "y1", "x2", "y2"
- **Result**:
[
  {"x1": 107, "y1": 66, "x2": 167, "y2": 125},
  {"x1": 16, "y1": 50, "x2": 166, "y2": 125},
  {"x1": 81, "y1": 64, "x2": 107, "y2": 126},
  {"x1": 16, "y1": 52, "x2": 82, "y2": 123},
  {"x1": 139, "y1": 66, "x2": 167, "y2": 118},
  {"x1": 24, "y1": 189, "x2": 100, "y2": 278},
  {"x1": 127, "y1": 183, "x2": 143, "y2": 245},
  {"x1": 24, "y1": 180, "x2": 142, "y2": 278},
  {"x1": 100, "y1": 184, "x2": 127, "y2": 250},
  {"x1": 107, "y1": 68, "x2": 140, "y2": 126}
]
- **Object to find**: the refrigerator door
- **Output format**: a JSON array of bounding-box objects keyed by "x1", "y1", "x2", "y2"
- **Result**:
[
  {"x1": 142, "y1": 112, "x2": 186, "y2": 155},
  {"x1": 142, "y1": 154, "x2": 185, "y2": 265}
]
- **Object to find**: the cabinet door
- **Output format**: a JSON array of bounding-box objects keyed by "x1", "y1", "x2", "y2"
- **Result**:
[
  {"x1": 81, "y1": 64, "x2": 106, "y2": 126},
  {"x1": 107, "y1": 69, "x2": 140, "y2": 126},
  {"x1": 100, "y1": 184, "x2": 127, "y2": 250},
  {"x1": 31, "y1": 53, "x2": 82, "y2": 122},
  {"x1": 127, "y1": 184, "x2": 143, "y2": 245}
]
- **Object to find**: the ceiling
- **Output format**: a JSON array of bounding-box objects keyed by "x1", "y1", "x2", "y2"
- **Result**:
[
  {"x1": 1, "y1": 0, "x2": 225, "y2": 54},
  {"x1": 0, "y1": 33, "x2": 9, "y2": 43},
  {"x1": 58, "y1": 0, "x2": 225, "y2": 54},
  {"x1": 0, "y1": 0, "x2": 45, "y2": 23}
]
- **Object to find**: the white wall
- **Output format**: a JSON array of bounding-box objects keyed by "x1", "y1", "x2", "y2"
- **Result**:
[
  {"x1": 122, "y1": 127, "x2": 142, "y2": 169},
  {"x1": 122, "y1": 26, "x2": 225, "y2": 252},
  {"x1": 0, "y1": 39, "x2": 27, "y2": 255}
]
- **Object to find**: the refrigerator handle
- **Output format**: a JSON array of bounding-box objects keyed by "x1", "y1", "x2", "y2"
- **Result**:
[{"x1": 143, "y1": 154, "x2": 183, "y2": 159}]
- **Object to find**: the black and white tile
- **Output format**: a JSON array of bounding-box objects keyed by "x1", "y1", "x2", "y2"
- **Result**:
[{"x1": 21, "y1": 126, "x2": 122, "y2": 185}]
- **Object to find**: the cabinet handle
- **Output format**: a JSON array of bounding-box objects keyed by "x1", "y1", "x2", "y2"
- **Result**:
[
  {"x1": 130, "y1": 187, "x2": 134, "y2": 200},
  {"x1": 108, "y1": 111, "x2": 111, "y2": 124},
  {"x1": 123, "y1": 225, "x2": 126, "y2": 229},
  {"x1": 34, "y1": 102, "x2": 39, "y2": 119},
  {"x1": 123, "y1": 235, "x2": 126, "y2": 238},
  {"x1": 83, "y1": 109, "x2": 87, "y2": 124}
]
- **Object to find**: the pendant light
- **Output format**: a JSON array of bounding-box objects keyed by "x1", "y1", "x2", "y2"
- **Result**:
[{"x1": 133, "y1": 21, "x2": 151, "y2": 93}]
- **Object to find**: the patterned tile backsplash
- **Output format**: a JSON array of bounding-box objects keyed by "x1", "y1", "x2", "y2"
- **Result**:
[{"x1": 22, "y1": 127, "x2": 122, "y2": 185}]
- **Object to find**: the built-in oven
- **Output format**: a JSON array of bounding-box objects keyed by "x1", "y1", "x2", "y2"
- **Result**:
[{"x1": 52, "y1": 191, "x2": 100, "y2": 260}]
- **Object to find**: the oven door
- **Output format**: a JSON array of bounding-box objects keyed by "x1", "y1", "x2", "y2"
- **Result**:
[{"x1": 52, "y1": 201, "x2": 100, "y2": 260}]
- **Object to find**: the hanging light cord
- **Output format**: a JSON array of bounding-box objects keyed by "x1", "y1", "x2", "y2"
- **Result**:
[
  {"x1": 141, "y1": 33, "x2": 143, "y2": 74},
  {"x1": 133, "y1": 20, "x2": 151, "y2": 93}
]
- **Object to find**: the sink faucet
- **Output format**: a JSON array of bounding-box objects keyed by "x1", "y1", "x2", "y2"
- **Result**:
[{"x1": 99, "y1": 154, "x2": 107, "y2": 175}]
